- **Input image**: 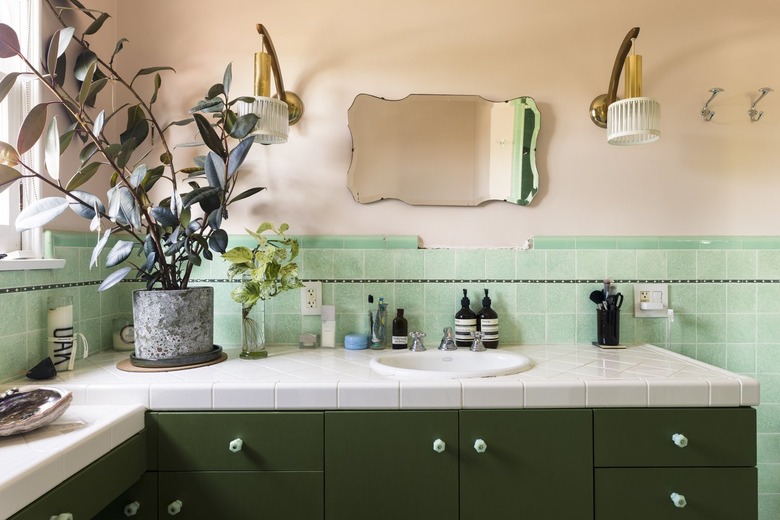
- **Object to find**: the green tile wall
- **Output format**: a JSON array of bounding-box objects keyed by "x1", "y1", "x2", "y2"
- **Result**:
[{"x1": 3, "y1": 233, "x2": 779, "y2": 517}]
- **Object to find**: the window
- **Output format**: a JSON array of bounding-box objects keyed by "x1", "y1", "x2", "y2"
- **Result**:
[{"x1": 0, "y1": 0, "x2": 41, "y2": 258}]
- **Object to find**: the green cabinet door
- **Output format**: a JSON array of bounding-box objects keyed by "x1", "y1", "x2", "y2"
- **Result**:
[
  {"x1": 94, "y1": 472, "x2": 158, "y2": 520},
  {"x1": 324, "y1": 411, "x2": 459, "y2": 520},
  {"x1": 595, "y1": 467, "x2": 757, "y2": 520},
  {"x1": 10, "y1": 433, "x2": 146, "y2": 520},
  {"x1": 158, "y1": 471, "x2": 323, "y2": 519},
  {"x1": 459, "y1": 409, "x2": 593, "y2": 520}
]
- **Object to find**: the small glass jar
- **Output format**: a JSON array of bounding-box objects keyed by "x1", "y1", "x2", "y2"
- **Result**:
[{"x1": 240, "y1": 301, "x2": 267, "y2": 359}]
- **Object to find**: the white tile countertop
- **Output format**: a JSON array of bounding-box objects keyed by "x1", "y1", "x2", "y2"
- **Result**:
[
  {"x1": 0, "y1": 403, "x2": 145, "y2": 520},
  {"x1": 3, "y1": 343, "x2": 760, "y2": 410}
]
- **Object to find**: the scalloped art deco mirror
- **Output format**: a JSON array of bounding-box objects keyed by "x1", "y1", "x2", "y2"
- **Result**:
[{"x1": 347, "y1": 94, "x2": 540, "y2": 206}]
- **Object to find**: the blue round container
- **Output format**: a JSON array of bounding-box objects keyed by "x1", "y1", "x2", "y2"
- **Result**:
[{"x1": 344, "y1": 333, "x2": 369, "y2": 350}]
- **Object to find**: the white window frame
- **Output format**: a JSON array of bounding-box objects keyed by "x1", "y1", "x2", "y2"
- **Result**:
[{"x1": 0, "y1": 0, "x2": 52, "y2": 268}]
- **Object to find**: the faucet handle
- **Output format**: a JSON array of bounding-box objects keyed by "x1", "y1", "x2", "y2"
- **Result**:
[
  {"x1": 470, "y1": 331, "x2": 486, "y2": 352},
  {"x1": 409, "y1": 332, "x2": 426, "y2": 351},
  {"x1": 438, "y1": 327, "x2": 457, "y2": 351}
]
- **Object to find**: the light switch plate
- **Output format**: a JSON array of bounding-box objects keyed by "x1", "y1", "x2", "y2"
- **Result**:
[{"x1": 633, "y1": 283, "x2": 669, "y2": 318}]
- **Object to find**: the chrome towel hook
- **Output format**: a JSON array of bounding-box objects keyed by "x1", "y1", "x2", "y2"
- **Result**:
[
  {"x1": 701, "y1": 88, "x2": 724, "y2": 121},
  {"x1": 748, "y1": 87, "x2": 773, "y2": 122}
]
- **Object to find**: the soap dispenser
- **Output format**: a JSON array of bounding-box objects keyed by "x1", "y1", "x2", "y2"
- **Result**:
[
  {"x1": 476, "y1": 289, "x2": 499, "y2": 348},
  {"x1": 455, "y1": 289, "x2": 477, "y2": 347}
]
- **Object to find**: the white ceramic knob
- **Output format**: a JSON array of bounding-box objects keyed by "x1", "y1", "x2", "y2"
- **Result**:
[
  {"x1": 433, "y1": 438, "x2": 446, "y2": 453},
  {"x1": 229, "y1": 438, "x2": 243, "y2": 452},
  {"x1": 672, "y1": 433, "x2": 688, "y2": 448},
  {"x1": 124, "y1": 501, "x2": 141, "y2": 516},
  {"x1": 670, "y1": 492, "x2": 687, "y2": 508},
  {"x1": 474, "y1": 438, "x2": 487, "y2": 453},
  {"x1": 167, "y1": 500, "x2": 183, "y2": 516}
]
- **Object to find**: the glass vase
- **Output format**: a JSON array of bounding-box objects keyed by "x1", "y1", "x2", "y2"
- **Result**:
[{"x1": 240, "y1": 300, "x2": 267, "y2": 359}]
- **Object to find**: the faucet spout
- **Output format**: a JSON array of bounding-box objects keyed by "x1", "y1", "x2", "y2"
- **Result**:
[{"x1": 470, "y1": 331, "x2": 486, "y2": 352}]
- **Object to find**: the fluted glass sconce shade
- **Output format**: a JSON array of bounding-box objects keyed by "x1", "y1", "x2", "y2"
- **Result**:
[
  {"x1": 237, "y1": 24, "x2": 303, "y2": 145},
  {"x1": 590, "y1": 27, "x2": 660, "y2": 146}
]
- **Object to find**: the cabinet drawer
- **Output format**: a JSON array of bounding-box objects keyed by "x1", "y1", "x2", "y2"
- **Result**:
[
  {"x1": 156, "y1": 412, "x2": 323, "y2": 471},
  {"x1": 159, "y1": 471, "x2": 323, "y2": 519},
  {"x1": 594, "y1": 408, "x2": 755, "y2": 467},
  {"x1": 595, "y1": 467, "x2": 757, "y2": 520},
  {"x1": 93, "y1": 472, "x2": 157, "y2": 520}
]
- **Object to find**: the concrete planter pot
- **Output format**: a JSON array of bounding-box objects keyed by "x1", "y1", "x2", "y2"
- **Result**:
[{"x1": 132, "y1": 287, "x2": 215, "y2": 365}]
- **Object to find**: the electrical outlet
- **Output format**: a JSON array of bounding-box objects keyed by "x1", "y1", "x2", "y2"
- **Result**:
[
  {"x1": 633, "y1": 283, "x2": 669, "y2": 318},
  {"x1": 301, "y1": 281, "x2": 322, "y2": 316}
]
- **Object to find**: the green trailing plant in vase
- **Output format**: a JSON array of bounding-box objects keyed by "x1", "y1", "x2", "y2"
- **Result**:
[{"x1": 222, "y1": 222, "x2": 304, "y2": 358}]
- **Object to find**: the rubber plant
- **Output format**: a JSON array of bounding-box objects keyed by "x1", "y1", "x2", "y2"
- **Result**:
[{"x1": 0, "y1": 0, "x2": 267, "y2": 291}]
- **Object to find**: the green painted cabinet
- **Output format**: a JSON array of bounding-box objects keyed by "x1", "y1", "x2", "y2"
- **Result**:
[
  {"x1": 93, "y1": 473, "x2": 158, "y2": 520},
  {"x1": 10, "y1": 432, "x2": 146, "y2": 520},
  {"x1": 593, "y1": 408, "x2": 757, "y2": 520},
  {"x1": 324, "y1": 409, "x2": 593, "y2": 520}
]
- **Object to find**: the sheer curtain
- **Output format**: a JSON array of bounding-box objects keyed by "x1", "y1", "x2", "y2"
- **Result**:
[{"x1": 0, "y1": 0, "x2": 41, "y2": 257}]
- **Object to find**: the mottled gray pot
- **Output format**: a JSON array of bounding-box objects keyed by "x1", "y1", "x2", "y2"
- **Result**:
[{"x1": 132, "y1": 287, "x2": 214, "y2": 361}]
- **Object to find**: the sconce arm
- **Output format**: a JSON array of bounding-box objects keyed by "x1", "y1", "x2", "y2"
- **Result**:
[
  {"x1": 589, "y1": 27, "x2": 640, "y2": 128},
  {"x1": 256, "y1": 23, "x2": 287, "y2": 105}
]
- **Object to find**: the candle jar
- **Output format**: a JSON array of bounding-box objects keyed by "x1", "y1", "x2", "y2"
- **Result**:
[
  {"x1": 112, "y1": 316, "x2": 135, "y2": 351},
  {"x1": 47, "y1": 295, "x2": 74, "y2": 371}
]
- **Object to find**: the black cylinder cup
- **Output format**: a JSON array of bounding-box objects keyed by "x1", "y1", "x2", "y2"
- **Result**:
[{"x1": 597, "y1": 308, "x2": 620, "y2": 346}]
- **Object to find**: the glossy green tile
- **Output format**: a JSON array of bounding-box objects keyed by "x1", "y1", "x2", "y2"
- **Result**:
[
  {"x1": 301, "y1": 249, "x2": 334, "y2": 279},
  {"x1": 636, "y1": 250, "x2": 667, "y2": 280},
  {"x1": 53, "y1": 247, "x2": 81, "y2": 284},
  {"x1": 727, "y1": 250, "x2": 757, "y2": 279},
  {"x1": 670, "y1": 313, "x2": 698, "y2": 343},
  {"x1": 424, "y1": 283, "x2": 455, "y2": 313},
  {"x1": 385, "y1": 236, "x2": 419, "y2": 249},
  {"x1": 726, "y1": 284, "x2": 756, "y2": 313},
  {"x1": 342, "y1": 236, "x2": 386, "y2": 249},
  {"x1": 698, "y1": 237, "x2": 743, "y2": 249},
  {"x1": 334, "y1": 283, "x2": 367, "y2": 314},
  {"x1": 727, "y1": 314, "x2": 756, "y2": 343},
  {"x1": 364, "y1": 250, "x2": 393, "y2": 279},
  {"x1": 546, "y1": 250, "x2": 575, "y2": 279},
  {"x1": 697, "y1": 284, "x2": 728, "y2": 313},
  {"x1": 267, "y1": 313, "x2": 302, "y2": 345},
  {"x1": 657, "y1": 237, "x2": 703, "y2": 249},
  {"x1": 574, "y1": 237, "x2": 617, "y2": 249},
  {"x1": 516, "y1": 250, "x2": 545, "y2": 279},
  {"x1": 516, "y1": 283, "x2": 546, "y2": 313},
  {"x1": 757, "y1": 433, "x2": 780, "y2": 463},
  {"x1": 758, "y1": 463, "x2": 780, "y2": 495},
  {"x1": 533, "y1": 236, "x2": 576, "y2": 249},
  {"x1": 757, "y1": 285, "x2": 780, "y2": 313},
  {"x1": 606, "y1": 250, "x2": 636, "y2": 280},
  {"x1": 0, "y1": 269, "x2": 26, "y2": 289},
  {"x1": 79, "y1": 286, "x2": 100, "y2": 320},
  {"x1": 480, "y1": 283, "x2": 514, "y2": 316},
  {"x1": 743, "y1": 237, "x2": 780, "y2": 249},
  {"x1": 393, "y1": 250, "x2": 424, "y2": 279},
  {"x1": 727, "y1": 343, "x2": 757, "y2": 374},
  {"x1": 696, "y1": 250, "x2": 728, "y2": 279},
  {"x1": 213, "y1": 313, "x2": 241, "y2": 346},
  {"x1": 634, "y1": 317, "x2": 665, "y2": 345},
  {"x1": 333, "y1": 250, "x2": 364, "y2": 279},
  {"x1": 424, "y1": 250, "x2": 456, "y2": 279},
  {"x1": 455, "y1": 250, "x2": 485, "y2": 279},
  {"x1": 576, "y1": 313, "x2": 597, "y2": 345},
  {"x1": 666, "y1": 250, "x2": 697, "y2": 279},
  {"x1": 758, "y1": 315, "x2": 780, "y2": 344},
  {"x1": 517, "y1": 314, "x2": 546, "y2": 344},
  {"x1": 300, "y1": 236, "x2": 344, "y2": 249},
  {"x1": 546, "y1": 313, "x2": 576, "y2": 344},
  {"x1": 758, "y1": 345, "x2": 780, "y2": 374},
  {"x1": 758, "y1": 404, "x2": 780, "y2": 434},
  {"x1": 575, "y1": 250, "x2": 607, "y2": 280},
  {"x1": 546, "y1": 284, "x2": 576, "y2": 313},
  {"x1": 669, "y1": 283, "x2": 696, "y2": 314},
  {"x1": 269, "y1": 287, "x2": 300, "y2": 314},
  {"x1": 485, "y1": 249, "x2": 515, "y2": 279},
  {"x1": 758, "y1": 251, "x2": 780, "y2": 279},
  {"x1": 696, "y1": 314, "x2": 727, "y2": 343},
  {"x1": 759, "y1": 374, "x2": 780, "y2": 404},
  {"x1": 615, "y1": 236, "x2": 659, "y2": 249},
  {"x1": 695, "y1": 343, "x2": 727, "y2": 368},
  {"x1": 394, "y1": 282, "x2": 425, "y2": 315},
  {"x1": 499, "y1": 315, "x2": 520, "y2": 345},
  {"x1": 48, "y1": 230, "x2": 89, "y2": 247},
  {"x1": 0, "y1": 293, "x2": 26, "y2": 336}
]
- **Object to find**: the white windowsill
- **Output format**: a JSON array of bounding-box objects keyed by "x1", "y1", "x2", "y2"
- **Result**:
[{"x1": 0, "y1": 258, "x2": 66, "y2": 271}]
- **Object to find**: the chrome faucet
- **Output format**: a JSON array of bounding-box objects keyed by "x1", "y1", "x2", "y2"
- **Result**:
[
  {"x1": 470, "y1": 331, "x2": 486, "y2": 352},
  {"x1": 409, "y1": 331, "x2": 426, "y2": 352},
  {"x1": 438, "y1": 327, "x2": 457, "y2": 351}
]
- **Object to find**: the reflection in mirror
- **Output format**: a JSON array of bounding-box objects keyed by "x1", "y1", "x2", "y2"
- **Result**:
[{"x1": 347, "y1": 94, "x2": 540, "y2": 206}]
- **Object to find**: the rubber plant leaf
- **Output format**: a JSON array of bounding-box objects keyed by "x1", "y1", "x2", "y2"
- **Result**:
[
  {"x1": 17, "y1": 103, "x2": 47, "y2": 155},
  {"x1": 193, "y1": 113, "x2": 225, "y2": 158},
  {"x1": 0, "y1": 164, "x2": 21, "y2": 194},
  {"x1": 65, "y1": 162, "x2": 100, "y2": 191},
  {"x1": 131, "y1": 66, "x2": 175, "y2": 87},
  {"x1": 98, "y1": 266, "x2": 131, "y2": 292},
  {"x1": 90, "y1": 228, "x2": 111, "y2": 269},
  {"x1": 15, "y1": 196, "x2": 68, "y2": 231},
  {"x1": 67, "y1": 190, "x2": 105, "y2": 219},
  {"x1": 0, "y1": 72, "x2": 21, "y2": 104},
  {"x1": 227, "y1": 137, "x2": 254, "y2": 177},
  {"x1": 0, "y1": 141, "x2": 20, "y2": 166},
  {"x1": 105, "y1": 240, "x2": 134, "y2": 268},
  {"x1": 208, "y1": 228, "x2": 228, "y2": 253},
  {"x1": 0, "y1": 23, "x2": 20, "y2": 58}
]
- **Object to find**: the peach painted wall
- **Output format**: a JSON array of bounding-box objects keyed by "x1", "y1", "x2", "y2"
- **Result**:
[{"x1": 50, "y1": 0, "x2": 780, "y2": 247}]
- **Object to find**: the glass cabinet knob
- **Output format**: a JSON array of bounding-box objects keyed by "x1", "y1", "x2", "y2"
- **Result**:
[
  {"x1": 167, "y1": 500, "x2": 183, "y2": 516},
  {"x1": 474, "y1": 438, "x2": 488, "y2": 453},
  {"x1": 433, "y1": 438, "x2": 446, "y2": 453},
  {"x1": 672, "y1": 433, "x2": 688, "y2": 448},
  {"x1": 670, "y1": 492, "x2": 687, "y2": 508},
  {"x1": 229, "y1": 438, "x2": 244, "y2": 452},
  {"x1": 124, "y1": 501, "x2": 141, "y2": 516}
]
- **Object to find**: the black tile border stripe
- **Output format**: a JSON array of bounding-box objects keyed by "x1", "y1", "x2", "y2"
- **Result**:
[{"x1": 3, "y1": 278, "x2": 780, "y2": 294}]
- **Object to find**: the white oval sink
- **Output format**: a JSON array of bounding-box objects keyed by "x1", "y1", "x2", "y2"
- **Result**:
[{"x1": 369, "y1": 349, "x2": 533, "y2": 379}]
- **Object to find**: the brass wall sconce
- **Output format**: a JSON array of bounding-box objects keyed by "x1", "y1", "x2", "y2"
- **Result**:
[
  {"x1": 701, "y1": 88, "x2": 724, "y2": 121},
  {"x1": 748, "y1": 87, "x2": 772, "y2": 122},
  {"x1": 589, "y1": 27, "x2": 660, "y2": 145},
  {"x1": 238, "y1": 23, "x2": 304, "y2": 144}
]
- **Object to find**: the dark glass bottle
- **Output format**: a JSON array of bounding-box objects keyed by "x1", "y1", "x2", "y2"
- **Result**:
[
  {"x1": 476, "y1": 289, "x2": 499, "y2": 348},
  {"x1": 454, "y1": 289, "x2": 477, "y2": 347},
  {"x1": 392, "y1": 309, "x2": 408, "y2": 349}
]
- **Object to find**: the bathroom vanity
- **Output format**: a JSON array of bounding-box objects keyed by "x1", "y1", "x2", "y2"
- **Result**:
[{"x1": 1, "y1": 343, "x2": 759, "y2": 519}]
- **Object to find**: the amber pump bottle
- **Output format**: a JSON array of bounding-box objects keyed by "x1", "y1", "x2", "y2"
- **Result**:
[
  {"x1": 392, "y1": 309, "x2": 408, "y2": 349},
  {"x1": 455, "y1": 289, "x2": 477, "y2": 347},
  {"x1": 477, "y1": 289, "x2": 499, "y2": 348}
]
